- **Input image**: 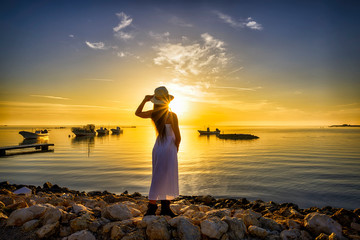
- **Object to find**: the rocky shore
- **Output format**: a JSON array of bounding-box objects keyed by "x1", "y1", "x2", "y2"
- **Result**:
[{"x1": 0, "y1": 181, "x2": 359, "y2": 240}]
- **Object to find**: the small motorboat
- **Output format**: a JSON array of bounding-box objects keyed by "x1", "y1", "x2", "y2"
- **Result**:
[
  {"x1": 96, "y1": 127, "x2": 109, "y2": 135},
  {"x1": 72, "y1": 124, "x2": 96, "y2": 136},
  {"x1": 19, "y1": 129, "x2": 48, "y2": 139},
  {"x1": 111, "y1": 127, "x2": 123, "y2": 134},
  {"x1": 198, "y1": 127, "x2": 221, "y2": 135},
  {"x1": 217, "y1": 133, "x2": 259, "y2": 140}
]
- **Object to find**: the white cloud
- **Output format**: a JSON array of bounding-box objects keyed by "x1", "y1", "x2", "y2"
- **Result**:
[
  {"x1": 215, "y1": 11, "x2": 263, "y2": 30},
  {"x1": 85, "y1": 41, "x2": 107, "y2": 50},
  {"x1": 149, "y1": 31, "x2": 170, "y2": 42},
  {"x1": 153, "y1": 33, "x2": 228, "y2": 76},
  {"x1": 69, "y1": 34, "x2": 74, "y2": 38},
  {"x1": 30, "y1": 95, "x2": 70, "y2": 100},
  {"x1": 113, "y1": 12, "x2": 133, "y2": 32},
  {"x1": 170, "y1": 16, "x2": 193, "y2": 27},
  {"x1": 114, "y1": 31, "x2": 134, "y2": 40}
]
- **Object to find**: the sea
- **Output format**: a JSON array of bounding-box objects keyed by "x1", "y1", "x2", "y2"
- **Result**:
[{"x1": 0, "y1": 125, "x2": 359, "y2": 210}]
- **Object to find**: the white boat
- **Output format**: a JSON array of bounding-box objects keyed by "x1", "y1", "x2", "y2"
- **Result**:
[
  {"x1": 19, "y1": 130, "x2": 48, "y2": 139},
  {"x1": 71, "y1": 124, "x2": 96, "y2": 136},
  {"x1": 96, "y1": 127, "x2": 109, "y2": 135},
  {"x1": 111, "y1": 127, "x2": 123, "y2": 134},
  {"x1": 198, "y1": 128, "x2": 220, "y2": 135}
]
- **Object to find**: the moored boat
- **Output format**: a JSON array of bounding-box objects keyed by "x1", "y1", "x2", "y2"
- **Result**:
[
  {"x1": 198, "y1": 127, "x2": 221, "y2": 135},
  {"x1": 217, "y1": 133, "x2": 259, "y2": 140},
  {"x1": 71, "y1": 124, "x2": 96, "y2": 136},
  {"x1": 111, "y1": 127, "x2": 123, "y2": 134},
  {"x1": 96, "y1": 127, "x2": 109, "y2": 135},
  {"x1": 19, "y1": 129, "x2": 48, "y2": 139}
]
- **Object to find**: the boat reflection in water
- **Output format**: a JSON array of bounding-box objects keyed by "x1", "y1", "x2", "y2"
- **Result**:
[
  {"x1": 71, "y1": 136, "x2": 95, "y2": 157},
  {"x1": 20, "y1": 137, "x2": 49, "y2": 145}
]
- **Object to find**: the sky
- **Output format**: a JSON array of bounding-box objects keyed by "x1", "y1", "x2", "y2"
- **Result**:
[{"x1": 1, "y1": 0, "x2": 360, "y2": 126}]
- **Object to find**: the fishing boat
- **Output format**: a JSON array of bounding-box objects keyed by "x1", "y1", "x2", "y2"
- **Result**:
[
  {"x1": 198, "y1": 127, "x2": 221, "y2": 135},
  {"x1": 217, "y1": 133, "x2": 259, "y2": 140},
  {"x1": 96, "y1": 127, "x2": 109, "y2": 135},
  {"x1": 111, "y1": 127, "x2": 123, "y2": 134},
  {"x1": 19, "y1": 129, "x2": 48, "y2": 139},
  {"x1": 71, "y1": 124, "x2": 96, "y2": 136}
]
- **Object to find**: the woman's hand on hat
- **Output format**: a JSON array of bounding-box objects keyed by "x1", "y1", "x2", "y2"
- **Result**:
[{"x1": 144, "y1": 95, "x2": 153, "y2": 102}]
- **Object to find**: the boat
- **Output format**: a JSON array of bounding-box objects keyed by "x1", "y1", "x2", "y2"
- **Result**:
[
  {"x1": 217, "y1": 133, "x2": 259, "y2": 140},
  {"x1": 198, "y1": 128, "x2": 221, "y2": 135},
  {"x1": 96, "y1": 127, "x2": 109, "y2": 135},
  {"x1": 111, "y1": 127, "x2": 123, "y2": 134},
  {"x1": 329, "y1": 124, "x2": 360, "y2": 127},
  {"x1": 71, "y1": 124, "x2": 96, "y2": 136},
  {"x1": 19, "y1": 129, "x2": 48, "y2": 139}
]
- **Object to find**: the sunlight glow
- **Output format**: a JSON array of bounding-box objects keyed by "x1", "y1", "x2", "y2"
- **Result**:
[{"x1": 169, "y1": 96, "x2": 188, "y2": 117}]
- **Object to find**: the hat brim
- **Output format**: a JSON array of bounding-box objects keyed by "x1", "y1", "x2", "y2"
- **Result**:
[{"x1": 151, "y1": 95, "x2": 174, "y2": 105}]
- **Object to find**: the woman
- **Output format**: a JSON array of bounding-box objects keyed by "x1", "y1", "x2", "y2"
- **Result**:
[{"x1": 135, "y1": 86, "x2": 181, "y2": 217}]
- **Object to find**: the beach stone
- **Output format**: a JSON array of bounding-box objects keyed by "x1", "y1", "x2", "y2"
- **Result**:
[
  {"x1": 181, "y1": 204, "x2": 200, "y2": 214},
  {"x1": 36, "y1": 221, "x2": 59, "y2": 238},
  {"x1": 286, "y1": 219, "x2": 301, "y2": 229},
  {"x1": 103, "y1": 221, "x2": 123, "y2": 234},
  {"x1": 304, "y1": 212, "x2": 342, "y2": 237},
  {"x1": 170, "y1": 204, "x2": 182, "y2": 215},
  {"x1": 89, "y1": 217, "x2": 110, "y2": 232},
  {"x1": 68, "y1": 230, "x2": 96, "y2": 240},
  {"x1": 122, "y1": 229, "x2": 146, "y2": 240},
  {"x1": 22, "y1": 219, "x2": 40, "y2": 231},
  {"x1": 59, "y1": 225, "x2": 72, "y2": 237},
  {"x1": 206, "y1": 208, "x2": 231, "y2": 219},
  {"x1": 0, "y1": 212, "x2": 8, "y2": 220},
  {"x1": 236, "y1": 210, "x2": 261, "y2": 227},
  {"x1": 248, "y1": 225, "x2": 268, "y2": 239},
  {"x1": 129, "y1": 207, "x2": 142, "y2": 217},
  {"x1": 200, "y1": 217, "x2": 228, "y2": 239},
  {"x1": 111, "y1": 225, "x2": 125, "y2": 240},
  {"x1": 222, "y1": 216, "x2": 247, "y2": 240},
  {"x1": 42, "y1": 206, "x2": 63, "y2": 225},
  {"x1": 1, "y1": 196, "x2": 15, "y2": 206},
  {"x1": 0, "y1": 201, "x2": 5, "y2": 209},
  {"x1": 13, "y1": 187, "x2": 32, "y2": 196},
  {"x1": 280, "y1": 229, "x2": 301, "y2": 240},
  {"x1": 146, "y1": 217, "x2": 171, "y2": 240},
  {"x1": 140, "y1": 215, "x2": 160, "y2": 228},
  {"x1": 260, "y1": 216, "x2": 283, "y2": 231},
  {"x1": 43, "y1": 182, "x2": 53, "y2": 189},
  {"x1": 196, "y1": 195, "x2": 216, "y2": 205},
  {"x1": 102, "y1": 202, "x2": 132, "y2": 221},
  {"x1": 332, "y1": 208, "x2": 359, "y2": 227},
  {"x1": 72, "y1": 203, "x2": 91, "y2": 214},
  {"x1": 177, "y1": 217, "x2": 201, "y2": 240},
  {"x1": 300, "y1": 230, "x2": 313, "y2": 240},
  {"x1": 198, "y1": 205, "x2": 211, "y2": 212},
  {"x1": 70, "y1": 213, "x2": 93, "y2": 232},
  {"x1": 7, "y1": 207, "x2": 35, "y2": 226},
  {"x1": 351, "y1": 222, "x2": 360, "y2": 231}
]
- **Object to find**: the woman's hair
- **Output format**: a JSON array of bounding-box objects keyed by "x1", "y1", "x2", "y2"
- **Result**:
[{"x1": 151, "y1": 104, "x2": 169, "y2": 141}]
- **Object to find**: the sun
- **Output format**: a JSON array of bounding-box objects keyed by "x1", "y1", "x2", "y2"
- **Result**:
[{"x1": 169, "y1": 97, "x2": 188, "y2": 117}]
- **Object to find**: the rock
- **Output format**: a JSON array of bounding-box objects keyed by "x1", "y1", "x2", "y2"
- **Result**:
[
  {"x1": 43, "y1": 182, "x2": 53, "y2": 189},
  {"x1": 205, "y1": 208, "x2": 231, "y2": 219},
  {"x1": 260, "y1": 216, "x2": 283, "y2": 231},
  {"x1": 328, "y1": 233, "x2": 341, "y2": 240},
  {"x1": 36, "y1": 221, "x2": 59, "y2": 238},
  {"x1": 248, "y1": 225, "x2": 268, "y2": 239},
  {"x1": 315, "y1": 233, "x2": 330, "y2": 240},
  {"x1": 351, "y1": 222, "x2": 360, "y2": 231},
  {"x1": 196, "y1": 195, "x2": 216, "y2": 205},
  {"x1": 89, "y1": 217, "x2": 110, "y2": 232},
  {"x1": 234, "y1": 209, "x2": 261, "y2": 227},
  {"x1": 0, "y1": 212, "x2": 8, "y2": 220},
  {"x1": 13, "y1": 187, "x2": 32, "y2": 196},
  {"x1": 102, "y1": 202, "x2": 132, "y2": 221},
  {"x1": 280, "y1": 229, "x2": 301, "y2": 240},
  {"x1": 72, "y1": 203, "x2": 91, "y2": 214},
  {"x1": 67, "y1": 230, "x2": 96, "y2": 240},
  {"x1": 332, "y1": 208, "x2": 359, "y2": 227},
  {"x1": 222, "y1": 216, "x2": 247, "y2": 240},
  {"x1": 122, "y1": 229, "x2": 146, "y2": 240},
  {"x1": 59, "y1": 225, "x2": 72, "y2": 237},
  {"x1": 129, "y1": 207, "x2": 142, "y2": 217},
  {"x1": 198, "y1": 205, "x2": 211, "y2": 212},
  {"x1": 170, "y1": 204, "x2": 182, "y2": 215},
  {"x1": 304, "y1": 212, "x2": 343, "y2": 237},
  {"x1": 1, "y1": 196, "x2": 15, "y2": 206},
  {"x1": 7, "y1": 207, "x2": 35, "y2": 226},
  {"x1": 0, "y1": 201, "x2": 5, "y2": 209},
  {"x1": 146, "y1": 217, "x2": 171, "y2": 240},
  {"x1": 200, "y1": 217, "x2": 228, "y2": 239},
  {"x1": 70, "y1": 213, "x2": 93, "y2": 232},
  {"x1": 22, "y1": 219, "x2": 40, "y2": 231},
  {"x1": 177, "y1": 217, "x2": 201, "y2": 240},
  {"x1": 300, "y1": 230, "x2": 313, "y2": 240},
  {"x1": 111, "y1": 225, "x2": 125, "y2": 240},
  {"x1": 286, "y1": 219, "x2": 301, "y2": 229},
  {"x1": 42, "y1": 206, "x2": 63, "y2": 225}
]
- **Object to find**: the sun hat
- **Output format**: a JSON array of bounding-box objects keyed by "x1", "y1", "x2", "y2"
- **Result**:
[{"x1": 151, "y1": 86, "x2": 174, "y2": 105}]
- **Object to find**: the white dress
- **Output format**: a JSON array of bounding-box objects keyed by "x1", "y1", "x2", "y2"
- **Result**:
[{"x1": 149, "y1": 124, "x2": 179, "y2": 200}]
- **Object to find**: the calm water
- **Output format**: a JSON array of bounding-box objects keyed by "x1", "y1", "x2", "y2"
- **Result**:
[{"x1": 0, "y1": 125, "x2": 359, "y2": 209}]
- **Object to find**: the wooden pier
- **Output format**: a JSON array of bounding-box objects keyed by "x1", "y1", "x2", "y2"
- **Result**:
[{"x1": 0, "y1": 143, "x2": 54, "y2": 156}]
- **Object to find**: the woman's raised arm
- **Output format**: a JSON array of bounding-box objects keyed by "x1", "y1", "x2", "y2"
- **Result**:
[{"x1": 135, "y1": 95, "x2": 153, "y2": 118}]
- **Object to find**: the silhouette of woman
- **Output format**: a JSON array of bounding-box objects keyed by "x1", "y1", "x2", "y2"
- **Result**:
[{"x1": 135, "y1": 86, "x2": 181, "y2": 217}]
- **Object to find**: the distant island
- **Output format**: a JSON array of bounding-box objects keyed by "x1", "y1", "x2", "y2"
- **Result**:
[{"x1": 329, "y1": 124, "x2": 360, "y2": 127}]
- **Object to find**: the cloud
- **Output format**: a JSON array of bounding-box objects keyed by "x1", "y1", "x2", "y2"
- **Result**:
[
  {"x1": 215, "y1": 11, "x2": 263, "y2": 30},
  {"x1": 215, "y1": 86, "x2": 262, "y2": 91},
  {"x1": 85, "y1": 41, "x2": 107, "y2": 50},
  {"x1": 113, "y1": 12, "x2": 133, "y2": 32},
  {"x1": 170, "y1": 16, "x2": 193, "y2": 27},
  {"x1": 153, "y1": 33, "x2": 228, "y2": 77},
  {"x1": 30, "y1": 95, "x2": 70, "y2": 100},
  {"x1": 69, "y1": 34, "x2": 74, "y2": 38},
  {"x1": 149, "y1": 31, "x2": 170, "y2": 42},
  {"x1": 113, "y1": 12, "x2": 134, "y2": 41}
]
